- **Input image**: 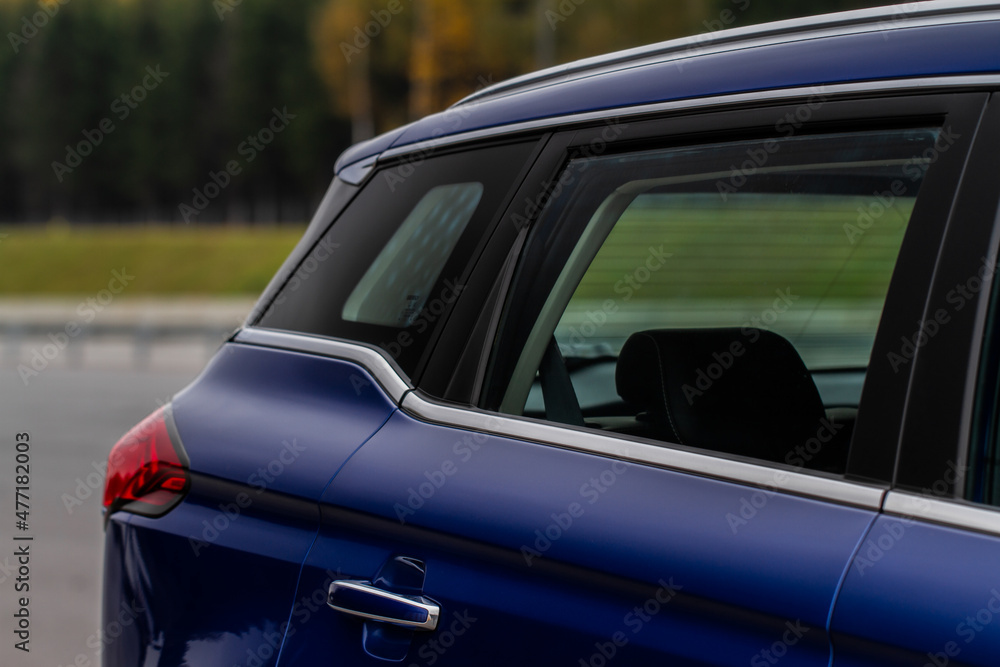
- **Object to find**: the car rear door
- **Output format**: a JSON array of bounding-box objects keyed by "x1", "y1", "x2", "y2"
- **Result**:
[
  {"x1": 270, "y1": 92, "x2": 985, "y2": 665},
  {"x1": 830, "y1": 94, "x2": 1000, "y2": 666}
]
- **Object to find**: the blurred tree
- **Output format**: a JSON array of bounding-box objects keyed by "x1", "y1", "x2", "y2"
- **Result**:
[
  {"x1": 312, "y1": 0, "x2": 536, "y2": 136},
  {"x1": 222, "y1": 0, "x2": 340, "y2": 221},
  {"x1": 6, "y1": 0, "x2": 127, "y2": 220},
  {"x1": 0, "y1": 0, "x2": 900, "y2": 224},
  {"x1": 313, "y1": 0, "x2": 378, "y2": 142}
]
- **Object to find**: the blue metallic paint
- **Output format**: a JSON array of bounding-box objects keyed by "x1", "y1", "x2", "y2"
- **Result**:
[
  {"x1": 278, "y1": 410, "x2": 876, "y2": 665},
  {"x1": 102, "y1": 506, "x2": 315, "y2": 666},
  {"x1": 169, "y1": 343, "x2": 398, "y2": 496}
]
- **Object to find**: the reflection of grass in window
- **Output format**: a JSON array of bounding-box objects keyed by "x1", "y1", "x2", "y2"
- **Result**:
[{"x1": 571, "y1": 193, "x2": 914, "y2": 303}]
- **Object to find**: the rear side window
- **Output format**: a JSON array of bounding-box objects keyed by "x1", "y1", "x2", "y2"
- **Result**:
[
  {"x1": 487, "y1": 126, "x2": 940, "y2": 473},
  {"x1": 257, "y1": 142, "x2": 534, "y2": 376}
]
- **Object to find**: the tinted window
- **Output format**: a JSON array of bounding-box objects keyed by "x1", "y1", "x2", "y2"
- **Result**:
[
  {"x1": 257, "y1": 142, "x2": 535, "y2": 376},
  {"x1": 488, "y1": 127, "x2": 940, "y2": 473}
]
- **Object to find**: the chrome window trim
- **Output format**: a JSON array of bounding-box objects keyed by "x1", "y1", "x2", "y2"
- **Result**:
[
  {"x1": 379, "y1": 76, "x2": 1000, "y2": 165},
  {"x1": 454, "y1": 2, "x2": 1000, "y2": 106},
  {"x1": 233, "y1": 328, "x2": 412, "y2": 403},
  {"x1": 884, "y1": 490, "x2": 1000, "y2": 537},
  {"x1": 235, "y1": 327, "x2": 885, "y2": 510},
  {"x1": 402, "y1": 392, "x2": 885, "y2": 509}
]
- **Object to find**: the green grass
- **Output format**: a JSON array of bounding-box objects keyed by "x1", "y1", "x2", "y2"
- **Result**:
[{"x1": 0, "y1": 224, "x2": 305, "y2": 295}]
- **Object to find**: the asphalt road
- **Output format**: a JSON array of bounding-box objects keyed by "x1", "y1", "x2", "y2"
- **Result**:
[{"x1": 0, "y1": 365, "x2": 199, "y2": 667}]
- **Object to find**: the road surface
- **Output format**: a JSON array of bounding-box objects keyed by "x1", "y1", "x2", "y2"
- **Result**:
[{"x1": 0, "y1": 365, "x2": 199, "y2": 667}]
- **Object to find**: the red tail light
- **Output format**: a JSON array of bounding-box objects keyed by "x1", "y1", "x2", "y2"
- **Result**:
[{"x1": 103, "y1": 406, "x2": 190, "y2": 520}]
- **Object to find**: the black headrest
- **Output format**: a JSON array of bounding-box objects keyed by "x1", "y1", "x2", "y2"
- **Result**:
[{"x1": 616, "y1": 328, "x2": 827, "y2": 463}]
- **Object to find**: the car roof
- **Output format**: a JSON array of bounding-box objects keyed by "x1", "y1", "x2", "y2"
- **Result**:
[{"x1": 335, "y1": 0, "x2": 1000, "y2": 175}]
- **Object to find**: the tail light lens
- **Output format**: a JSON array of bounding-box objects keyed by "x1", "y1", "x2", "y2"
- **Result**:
[{"x1": 103, "y1": 406, "x2": 190, "y2": 521}]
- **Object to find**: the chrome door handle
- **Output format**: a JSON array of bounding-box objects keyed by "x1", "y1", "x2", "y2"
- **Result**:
[{"x1": 328, "y1": 580, "x2": 440, "y2": 631}]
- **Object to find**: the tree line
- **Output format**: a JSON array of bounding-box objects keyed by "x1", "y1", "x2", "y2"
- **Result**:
[{"x1": 0, "y1": 0, "x2": 874, "y2": 224}]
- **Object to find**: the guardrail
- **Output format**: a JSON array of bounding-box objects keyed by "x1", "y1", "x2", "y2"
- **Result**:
[{"x1": 0, "y1": 323, "x2": 236, "y2": 370}]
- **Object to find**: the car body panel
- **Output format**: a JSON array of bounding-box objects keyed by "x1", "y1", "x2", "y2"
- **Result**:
[
  {"x1": 277, "y1": 409, "x2": 877, "y2": 665},
  {"x1": 169, "y1": 343, "x2": 397, "y2": 495},
  {"x1": 832, "y1": 516, "x2": 1000, "y2": 665}
]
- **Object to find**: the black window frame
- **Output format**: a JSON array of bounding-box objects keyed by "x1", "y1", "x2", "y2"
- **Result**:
[{"x1": 904, "y1": 91, "x2": 1000, "y2": 503}]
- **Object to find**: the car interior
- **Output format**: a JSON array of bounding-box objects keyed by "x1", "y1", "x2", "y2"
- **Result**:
[
  {"x1": 524, "y1": 328, "x2": 857, "y2": 473},
  {"x1": 495, "y1": 128, "x2": 942, "y2": 476}
]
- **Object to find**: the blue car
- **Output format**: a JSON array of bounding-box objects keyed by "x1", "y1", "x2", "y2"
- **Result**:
[{"x1": 102, "y1": 2, "x2": 1000, "y2": 665}]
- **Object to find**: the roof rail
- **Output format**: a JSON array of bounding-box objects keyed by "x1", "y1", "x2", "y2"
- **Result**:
[{"x1": 453, "y1": 0, "x2": 1000, "y2": 107}]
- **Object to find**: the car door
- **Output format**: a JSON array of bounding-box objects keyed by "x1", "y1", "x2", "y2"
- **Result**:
[
  {"x1": 830, "y1": 94, "x2": 1000, "y2": 666},
  {"x1": 268, "y1": 92, "x2": 984, "y2": 665}
]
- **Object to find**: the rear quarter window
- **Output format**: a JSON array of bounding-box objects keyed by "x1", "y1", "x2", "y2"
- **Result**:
[{"x1": 256, "y1": 141, "x2": 535, "y2": 377}]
